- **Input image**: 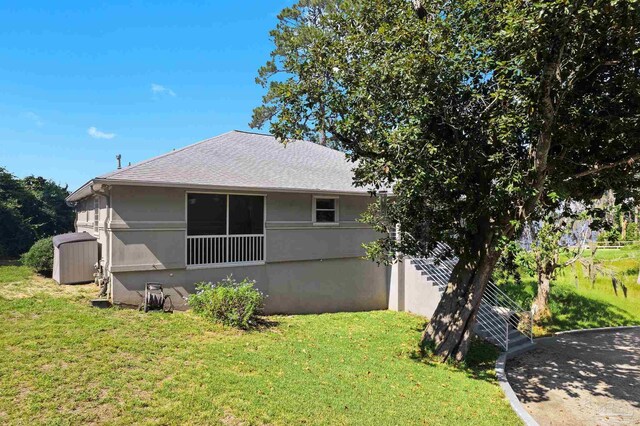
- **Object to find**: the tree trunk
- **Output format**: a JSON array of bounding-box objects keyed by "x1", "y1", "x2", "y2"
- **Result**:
[
  {"x1": 621, "y1": 213, "x2": 628, "y2": 240},
  {"x1": 637, "y1": 268, "x2": 640, "y2": 285},
  {"x1": 419, "y1": 238, "x2": 500, "y2": 362},
  {"x1": 532, "y1": 269, "x2": 552, "y2": 323},
  {"x1": 418, "y1": 53, "x2": 560, "y2": 362}
]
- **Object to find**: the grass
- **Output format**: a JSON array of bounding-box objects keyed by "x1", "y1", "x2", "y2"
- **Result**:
[
  {"x1": 498, "y1": 247, "x2": 640, "y2": 335},
  {"x1": 0, "y1": 266, "x2": 519, "y2": 425}
]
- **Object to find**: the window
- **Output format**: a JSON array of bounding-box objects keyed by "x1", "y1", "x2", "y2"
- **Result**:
[
  {"x1": 187, "y1": 194, "x2": 264, "y2": 236},
  {"x1": 186, "y1": 193, "x2": 266, "y2": 266},
  {"x1": 229, "y1": 195, "x2": 264, "y2": 235},
  {"x1": 313, "y1": 196, "x2": 338, "y2": 223},
  {"x1": 187, "y1": 193, "x2": 227, "y2": 235},
  {"x1": 93, "y1": 197, "x2": 99, "y2": 232}
]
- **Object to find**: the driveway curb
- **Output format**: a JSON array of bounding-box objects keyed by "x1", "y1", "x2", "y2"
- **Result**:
[
  {"x1": 553, "y1": 325, "x2": 640, "y2": 336},
  {"x1": 497, "y1": 325, "x2": 640, "y2": 426},
  {"x1": 496, "y1": 349, "x2": 539, "y2": 426}
]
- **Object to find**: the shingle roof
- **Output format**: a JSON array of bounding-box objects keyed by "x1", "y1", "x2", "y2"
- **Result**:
[{"x1": 69, "y1": 131, "x2": 369, "y2": 201}]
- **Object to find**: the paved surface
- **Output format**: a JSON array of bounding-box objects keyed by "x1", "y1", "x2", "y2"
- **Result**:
[{"x1": 507, "y1": 328, "x2": 640, "y2": 425}]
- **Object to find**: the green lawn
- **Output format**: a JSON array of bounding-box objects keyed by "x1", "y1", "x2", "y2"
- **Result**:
[
  {"x1": 0, "y1": 266, "x2": 519, "y2": 425},
  {"x1": 499, "y1": 247, "x2": 640, "y2": 335}
]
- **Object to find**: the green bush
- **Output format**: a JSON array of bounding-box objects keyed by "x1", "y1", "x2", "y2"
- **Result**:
[
  {"x1": 21, "y1": 237, "x2": 54, "y2": 276},
  {"x1": 597, "y1": 229, "x2": 621, "y2": 243},
  {"x1": 188, "y1": 276, "x2": 265, "y2": 329},
  {"x1": 625, "y1": 223, "x2": 639, "y2": 241}
]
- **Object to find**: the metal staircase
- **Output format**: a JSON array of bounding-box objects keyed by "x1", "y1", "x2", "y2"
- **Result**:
[{"x1": 410, "y1": 242, "x2": 534, "y2": 352}]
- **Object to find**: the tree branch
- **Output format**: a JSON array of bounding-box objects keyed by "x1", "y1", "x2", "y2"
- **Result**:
[
  {"x1": 569, "y1": 154, "x2": 640, "y2": 180},
  {"x1": 412, "y1": 1, "x2": 427, "y2": 19}
]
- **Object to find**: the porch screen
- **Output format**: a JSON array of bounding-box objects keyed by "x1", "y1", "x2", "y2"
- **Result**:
[
  {"x1": 229, "y1": 195, "x2": 264, "y2": 234},
  {"x1": 187, "y1": 193, "x2": 265, "y2": 266},
  {"x1": 187, "y1": 193, "x2": 226, "y2": 235}
]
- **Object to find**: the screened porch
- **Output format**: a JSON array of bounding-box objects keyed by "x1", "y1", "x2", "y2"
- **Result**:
[{"x1": 186, "y1": 193, "x2": 265, "y2": 267}]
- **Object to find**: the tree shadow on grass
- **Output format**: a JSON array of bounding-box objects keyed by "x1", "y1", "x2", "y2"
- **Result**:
[
  {"x1": 497, "y1": 276, "x2": 638, "y2": 333},
  {"x1": 406, "y1": 323, "x2": 501, "y2": 384},
  {"x1": 404, "y1": 286, "x2": 638, "y2": 386},
  {"x1": 252, "y1": 316, "x2": 280, "y2": 330},
  {"x1": 544, "y1": 286, "x2": 638, "y2": 333}
]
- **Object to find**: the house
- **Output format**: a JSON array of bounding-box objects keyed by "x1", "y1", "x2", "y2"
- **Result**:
[{"x1": 66, "y1": 130, "x2": 402, "y2": 313}]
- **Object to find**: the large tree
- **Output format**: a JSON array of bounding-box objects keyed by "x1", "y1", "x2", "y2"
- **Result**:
[
  {"x1": 0, "y1": 167, "x2": 74, "y2": 258},
  {"x1": 252, "y1": 0, "x2": 640, "y2": 361}
]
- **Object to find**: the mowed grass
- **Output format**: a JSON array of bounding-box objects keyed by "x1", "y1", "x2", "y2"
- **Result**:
[
  {"x1": 499, "y1": 247, "x2": 640, "y2": 335},
  {"x1": 0, "y1": 266, "x2": 519, "y2": 425}
]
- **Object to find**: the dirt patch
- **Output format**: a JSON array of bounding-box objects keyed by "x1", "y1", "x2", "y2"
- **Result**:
[{"x1": 507, "y1": 328, "x2": 640, "y2": 425}]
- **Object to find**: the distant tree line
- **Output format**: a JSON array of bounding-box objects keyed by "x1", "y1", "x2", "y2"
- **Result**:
[
  {"x1": 0, "y1": 167, "x2": 74, "y2": 258},
  {"x1": 595, "y1": 190, "x2": 640, "y2": 242}
]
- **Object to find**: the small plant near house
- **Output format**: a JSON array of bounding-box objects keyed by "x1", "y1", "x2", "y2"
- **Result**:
[
  {"x1": 21, "y1": 236, "x2": 54, "y2": 277},
  {"x1": 188, "y1": 276, "x2": 265, "y2": 329}
]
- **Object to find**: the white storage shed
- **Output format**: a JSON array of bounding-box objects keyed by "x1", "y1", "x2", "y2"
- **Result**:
[{"x1": 52, "y1": 232, "x2": 98, "y2": 284}]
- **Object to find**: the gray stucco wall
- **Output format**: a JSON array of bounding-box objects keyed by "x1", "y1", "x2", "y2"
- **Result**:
[
  {"x1": 388, "y1": 260, "x2": 442, "y2": 318},
  {"x1": 107, "y1": 186, "x2": 380, "y2": 272},
  {"x1": 112, "y1": 257, "x2": 389, "y2": 313},
  {"x1": 103, "y1": 185, "x2": 389, "y2": 313},
  {"x1": 75, "y1": 195, "x2": 108, "y2": 266}
]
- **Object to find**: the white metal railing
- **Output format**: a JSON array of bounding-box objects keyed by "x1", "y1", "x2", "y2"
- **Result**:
[
  {"x1": 406, "y1": 240, "x2": 533, "y2": 351},
  {"x1": 187, "y1": 234, "x2": 265, "y2": 266}
]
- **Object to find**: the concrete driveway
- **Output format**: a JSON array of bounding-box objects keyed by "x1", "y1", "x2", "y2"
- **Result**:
[{"x1": 507, "y1": 328, "x2": 640, "y2": 425}]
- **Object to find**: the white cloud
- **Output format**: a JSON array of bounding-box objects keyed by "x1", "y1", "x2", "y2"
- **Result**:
[
  {"x1": 151, "y1": 83, "x2": 176, "y2": 97},
  {"x1": 88, "y1": 126, "x2": 116, "y2": 140},
  {"x1": 25, "y1": 111, "x2": 44, "y2": 127}
]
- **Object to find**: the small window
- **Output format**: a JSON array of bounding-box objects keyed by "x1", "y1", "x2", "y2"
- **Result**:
[
  {"x1": 314, "y1": 196, "x2": 338, "y2": 223},
  {"x1": 93, "y1": 197, "x2": 99, "y2": 232}
]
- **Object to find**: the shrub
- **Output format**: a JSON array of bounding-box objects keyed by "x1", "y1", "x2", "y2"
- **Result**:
[
  {"x1": 21, "y1": 236, "x2": 54, "y2": 276},
  {"x1": 188, "y1": 276, "x2": 265, "y2": 329},
  {"x1": 625, "y1": 223, "x2": 639, "y2": 241},
  {"x1": 597, "y1": 229, "x2": 620, "y2": 243}
]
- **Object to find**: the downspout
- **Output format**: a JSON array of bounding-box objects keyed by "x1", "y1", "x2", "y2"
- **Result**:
[
  {"x1": 90, "y1": 183, "x2": 112, "y2": 301},
  {"x1": 107, "y1": 188, "x2": 113, "y2": 301}
]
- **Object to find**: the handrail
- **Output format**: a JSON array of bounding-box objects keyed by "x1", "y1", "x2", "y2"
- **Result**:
[{"x1": 405, "y1": 238, "x2": 534, "y2": 349}]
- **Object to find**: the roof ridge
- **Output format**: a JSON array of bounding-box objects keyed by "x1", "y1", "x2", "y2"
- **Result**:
[
  {"x1": 100, "y1": 130, "x2": 236, "y2": 179},
  {"x1": 232, "y1": 129, "x2": 273, "y2": 137},
  {"x1": 234, "y1": 129, "x2": 347, "y2": 156}
]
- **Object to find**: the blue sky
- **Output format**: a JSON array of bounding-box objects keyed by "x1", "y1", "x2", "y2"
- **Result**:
[{"x1": 0, "y1": 1, "x2": 291, "y2": 190}]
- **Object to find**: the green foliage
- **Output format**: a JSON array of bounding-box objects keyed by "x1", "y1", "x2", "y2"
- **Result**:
[
  {"x1": 597, "y1": 229, "x2": 621, "y2": 243},
  {"x1": 21, "y1": 237, "x2": 54, "y2": 276},
  {"x1": 188, "y1": 276, "x2": 265, "y2": 329},
  {"x1": 625, "y1": 222, "x2": 639, "y2": 241},
  {"x1": 498, "y1": 248, "x2": 640, "y2": 335},
  {"x1": 253, "y1": 0, "x2": 640, "y2": 265},
  {"x1": 0, "y1": 167, "x2": 74, "y2": 258}
]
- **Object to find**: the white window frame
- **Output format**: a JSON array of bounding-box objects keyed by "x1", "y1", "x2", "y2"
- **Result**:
[
  {"x1": 185, "y1": 191, "x2": 267, "y2": 268},
  {"x1": 93, "y1": 197, "x2": 100, "y2": 233},
  {"x1": 312, "y1": 195, "x2": 339, "y2": 226}
]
